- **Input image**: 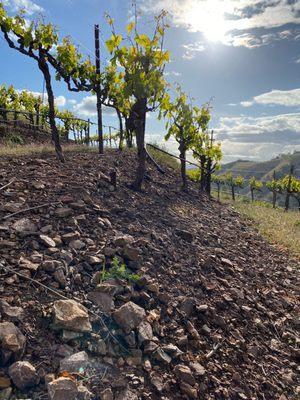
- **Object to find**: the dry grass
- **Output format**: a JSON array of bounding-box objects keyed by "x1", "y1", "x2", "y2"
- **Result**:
[
  {"x1": 213, "y1": 190, "x2": 300, "y2": 258},
  {"x1": 232, "y1": 202, "x2": 300, "y2": 259},
  {"x1": 147, "y1": 143, "x2": 180, "y2": 170},
  {"x1": 0, "y1": 143, "x2": 97, "y2": 157}
]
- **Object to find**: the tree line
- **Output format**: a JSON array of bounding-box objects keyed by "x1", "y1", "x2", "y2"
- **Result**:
[
  {"x1": 210, "y1": 172, "x2": 300, "y2": 211},
  {"x1": 0, "y1": 84, "x2": 92, "y2": 142},
  {"x1": 0, "y1": 3, "x2": 222, "y2": 191}
]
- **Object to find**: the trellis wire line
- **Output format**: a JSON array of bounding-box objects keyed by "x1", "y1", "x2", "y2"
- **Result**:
[
  {"x1": 213, "y1": 188, "x2": 299, "y2": 209},
  {"x1": 66, "y1": 31, "x2": 107, "y2": 64}
]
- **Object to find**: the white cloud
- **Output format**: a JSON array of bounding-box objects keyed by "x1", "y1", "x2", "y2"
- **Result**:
[
  {"x1": 73, "y1": 96, "x2": 116, "y2": 117},
  {"x1": 16, "y1": 89, "x2": 66, "y2": 108},
  {"x1": 141, "y1": 0, "x2": 300, "y2": 48},
  {"x1": 224, "y1": 29, "x2": 297, "y2": 49},
  {"x1": 215, "y1": 112, "x2": 300, "y2": 161},
  {"x1": 55, "y1": 95, "x2": 66, "y2": 107},
  {"x1": 164, "y1": 70, "x2": 182, "y2": 77},
  {"x1": 241, "y1": 101, "x2": 253, "y2": 107},
  {"x1": 182, "y1": 42, "x2": 205, "y2": 59},
  {"x1": 3, "y1": 0, "x2": 43, "y2": 15},
  {"x1": 241, "y1": 88, "x2": 300, "y2": 107},
  {"x1": 73, "y1": 96, "x2": 97, "y2": 117},
  {"x1": 220, "y1": 141, "x2": 300, "y2": 162},
  {"x1": 218, "y1": 113, "x2": 300, "y2": 136}
]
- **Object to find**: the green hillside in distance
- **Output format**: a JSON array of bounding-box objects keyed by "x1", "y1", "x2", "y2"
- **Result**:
[
  {"x1": 220, "y1": 151, "x2": 300, "y2": 180},
  {"x1": 217, "y1": 151, "x2": 300, "y2": 208}
]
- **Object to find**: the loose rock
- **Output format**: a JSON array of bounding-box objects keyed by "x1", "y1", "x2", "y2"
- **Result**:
[
  {"x1": 47, "y1": 377, "x2": 78, "y2": 400},
  {"x1": 52, "y1": 300, "x2": 92, "y2": 333},
  {"x1": 60, "y1": 351, "x2": 90, "y2": 374},
  {"x1": 8, "y1": 361, "x2": 39, "y2": 390},
  {"x1": 39, "y1": 234, "x2": 56, "y2": 248},
  {"x1": 0, "y1": 322, "x2": 26, "y2": 363},
  {"x1": 113, "y1": 302, "x2": 146, "y2": 332}
]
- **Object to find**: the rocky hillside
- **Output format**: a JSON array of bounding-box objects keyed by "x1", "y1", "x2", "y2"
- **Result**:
[
  {"x1": 0, "y1": 149, "x2": 299, "y2": 400},
  {"x1": 0, "y1": 122, "x2": 54, "y2": 145}
]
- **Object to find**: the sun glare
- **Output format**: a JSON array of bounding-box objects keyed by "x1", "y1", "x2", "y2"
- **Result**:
[{"x1": 186, "y1": 1, "x2": 231, "y2": 43}]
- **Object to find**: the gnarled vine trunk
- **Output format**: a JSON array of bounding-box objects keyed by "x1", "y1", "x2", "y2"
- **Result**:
[
  {"x1": 38, "y1": 55, "x2": 64, "y2": 163},
  {"x1": 199, "y1": 155, "x2": 206, "y2": 192},
  {"x1": 206, "y1": 158, "x2": 212, "y2": 196},
  {"x1": 272, "y1": 191, "x2": 277, "y2": 208},
  {"x1": 131, "y1": 98, "x2": 147, "y2": 191},
  {"x1": 116, "y1": 108, "x2": 124, "y2": 151},
  {"x1": 231, "y1": 185, "x2": 235, "y2": 201},
  {"x1": 179, "y1": 135, "x2": 187, "y2": 192},
  {"x1": 125, "y1": 116, "x2": 134, "y2": 148}
]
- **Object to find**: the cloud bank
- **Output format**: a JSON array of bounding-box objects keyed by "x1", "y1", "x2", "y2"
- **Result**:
[{"x1": 241, "y1": 88, "x2": 300, "y2": 107}]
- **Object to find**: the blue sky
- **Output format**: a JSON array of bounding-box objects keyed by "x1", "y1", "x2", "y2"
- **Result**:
[{"x1": 1, "y1": 0, "x2": 300, "y2": 162}]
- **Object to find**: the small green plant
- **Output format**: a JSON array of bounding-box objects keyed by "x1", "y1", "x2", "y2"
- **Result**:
[
  {"x1": 5, "y1": 133, "x2": 24, "y2": 145},
  {"x1": 100, "y1": 257, "x2": 140, "y2": 284}
]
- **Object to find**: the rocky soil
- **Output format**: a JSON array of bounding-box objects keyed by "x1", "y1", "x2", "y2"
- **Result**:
[{"x1": 0, "y1": 149, "x2": 299, "y2": 400}]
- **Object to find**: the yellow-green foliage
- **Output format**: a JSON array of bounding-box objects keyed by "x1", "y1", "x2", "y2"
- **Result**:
[
  {"x1": 187, "y1": 169, "x2": 200, "y2": 182},
  {"x1": 249, "y1": 176, "x2": 263, "y2": 191}
]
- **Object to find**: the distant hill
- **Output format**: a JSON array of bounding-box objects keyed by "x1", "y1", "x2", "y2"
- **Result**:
[{"x1": 220, "y1": 151, "x2": 300, "y2": 181}]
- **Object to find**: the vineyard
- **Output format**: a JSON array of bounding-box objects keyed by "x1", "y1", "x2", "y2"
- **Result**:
[
  {"x1": 209, "y1": 170, "x2": 300, "y2": 211},
  {"x1": 0, "y1": 2, "x2": 299, "y2": 400},
  {"x1": 0, "y1": 3, "x2": 222, "y2": 192},
  {"x1": 0, "y1": 85, "x2": 121, "y2": 147},
  {"x1": 1, "y1": 2, "x2": 299, "y2": 202}
]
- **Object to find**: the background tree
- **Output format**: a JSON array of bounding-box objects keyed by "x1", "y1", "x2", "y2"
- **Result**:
[
  {"x1": 0, "y1": 84, "x2": 15, "y2": 121},
  {"x1": 191, "y1": 106, "x2": 211, "y2": 192},
  {"x1": 106, "y1": 12, "x2": 170, "y2": 190},
  {"x1": 161, "y1": 86, "x2": 195, "y2": 191},
  {"x1": 249, "y1": 176, "x2": 263, "y2": 202},
  {"x1": 266, "y1": 175, "x2": 283, "y2": 208},
  {"x1": 0, "y1": 4, "x2": 64, "y2": 160},
  {"x1": 288, "y1": 176, "x2": 300, "y2": 211},
  {"x1": 225, "y1": 173, "x2": 244, "y2": 201},
  {"x1": 280, "y1": 171, "x2": 299, "y2": 211},
  {"x1": 192, "y1": 112, "x2": 222, "y2": 196},
  {"x1": 212, "y1": 174, "x2": 225, "y2": 201},
  {"x1": 57, "y1": 110, "x2": 75, "y2": 142}
]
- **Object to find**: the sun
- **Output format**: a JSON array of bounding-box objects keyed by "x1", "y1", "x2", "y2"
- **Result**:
[
  {"x1": 186, "y1": 1, "x2": 230, "y2": 43},
  {"x1": 201, "y1": 15, "x2": 228, "y2": 42}
]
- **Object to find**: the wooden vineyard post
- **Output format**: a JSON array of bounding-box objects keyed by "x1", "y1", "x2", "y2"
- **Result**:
[
  {"x1": 109, "y1": 126, "x2": 112, "y2": 148},
  {"x1": 217, "y1": 182, "x2": 221, "y2": 201},
  {"x1": 94, "y1": 24, "x2": 104, "y2": 155},
  {"x1": 86, "y1": 119, "x2": 90, "y2": 146}
]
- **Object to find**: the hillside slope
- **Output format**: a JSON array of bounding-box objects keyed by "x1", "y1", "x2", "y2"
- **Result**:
[
  {"x1": 221, "y1": 152, "x2": 300, "y2": 180},
  {"x1": 0, "y1": 149, "x2": 299, "y2": 400}
]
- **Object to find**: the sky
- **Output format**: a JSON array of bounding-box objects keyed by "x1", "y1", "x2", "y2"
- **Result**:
[{"x1": 1, "y1": 0, "x2": 300, "y2": 163}]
